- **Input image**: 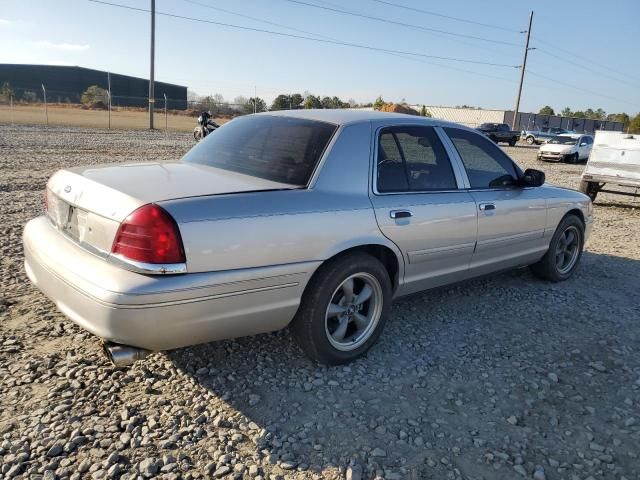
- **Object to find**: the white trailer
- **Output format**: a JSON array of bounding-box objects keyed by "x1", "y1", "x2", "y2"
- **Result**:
[{"x1": 579, "y1": 130, "x2": 640, "y2": 201}]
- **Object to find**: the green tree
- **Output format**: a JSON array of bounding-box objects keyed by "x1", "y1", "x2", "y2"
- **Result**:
[
  {"x1": 290, "y1": 93, "x2": 304, "y2": 109},
  {"x1": 270, "y1": 94, "x2": 291, "y2": 110},
  {"x1": 606, "y1": 112, "x2": 630, "y2": 129},
  {"x1": 561, "y1": 107, "x2": 572, "y2": 117},
  {"x1": 271, "y1": 93, "x2": 303, "y2": 110},
  {"x1": 80, "y1": 85, "x2": 109, "y2": 108},
  {"x1": 629, "y1": 113, "x2": 640, "y2": 134},
  {"x1": 0, "y1": 82, "x2": 14, "y2": 101},
  {"x1": 572, "y1": 111, "x2": 586, "y2": 119},
  {"x1": 303, "y1": 95, "x2": 322, "y2": 109},
  {"x1": 594, "y1": 108, "x2": 606, "y2": 120},
  {"x1": 538, "y1": 105, "x2": 555, "y2": 116},
  {"x1": 243, "y1": 97, "x2": 266, "y2": 114},
  {"x1": 373, "y1": 96, "x2": 385, "y2": 110}
]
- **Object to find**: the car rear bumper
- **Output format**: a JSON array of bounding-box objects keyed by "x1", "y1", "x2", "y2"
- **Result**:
[{"x1": 23, "y1": 216, "x2": 318, "y2": 351}]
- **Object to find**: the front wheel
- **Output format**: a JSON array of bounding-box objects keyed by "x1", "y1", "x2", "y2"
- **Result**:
[
  {"x1": 508, "y1": 137, "x2": 517, "y2": 147},
  {"x1": 530, "y1": 214, "x2": 584, "y2": 282},
  {"x1": 291, "y1": 252, "x2": 392, "y2": 365},
  {"x1": 568, "y1": 152, "x2": 579, "y2": 164}
]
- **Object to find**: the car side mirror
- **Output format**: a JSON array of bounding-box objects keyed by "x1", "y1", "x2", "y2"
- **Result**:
[
  {"x1": 580, "y1": 142, "x2": 587, "y2": 146},
  {"x1": 520, "y1": 168, "x2": 545, "y2": 187}
]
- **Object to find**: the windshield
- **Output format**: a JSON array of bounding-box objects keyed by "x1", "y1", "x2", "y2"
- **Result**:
[
  {"x1": 478, "y1": 123, "x2": 496, "y2": 129},
  {"x1": 548, "y1": 136, "x2": 578, "y2": 145},
  {"x1": 182, "y1": 115, "x2": 337, "y2": 186}
]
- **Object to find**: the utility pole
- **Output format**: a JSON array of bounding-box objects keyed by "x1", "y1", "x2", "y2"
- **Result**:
[
  {"x1": 512, "y1": 10, "x2": 533, "y2": 131},
  {"x1": 107, "y1": 71, "x2": 112, "y2": 129},
  {"x1": 148, "y1": 0, "x2": 155, "y2": 129}
]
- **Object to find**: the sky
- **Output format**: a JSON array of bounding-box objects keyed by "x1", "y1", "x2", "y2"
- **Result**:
[{"x1": 1, "y1": 0, "x2": 639, "y2": 114}]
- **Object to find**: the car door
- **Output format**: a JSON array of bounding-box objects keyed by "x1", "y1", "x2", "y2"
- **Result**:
[
  {"x1": 579, "y1": 135, "x2": 593, "y2": 160},
  {"x1": 441, "y1": 127, "x2": 548, "y2": 274},
  {"x1": 369, "y1": 124, "x2": 477, "y2": 295}
]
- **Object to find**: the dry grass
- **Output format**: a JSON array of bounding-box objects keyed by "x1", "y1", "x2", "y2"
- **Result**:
[{"x1": 0, "y1": 104, "x2": 227, "y2": 131}]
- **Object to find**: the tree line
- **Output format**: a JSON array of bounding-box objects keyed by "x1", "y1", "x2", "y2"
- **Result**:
[{"x1": 537, "y1": 105, "x2": 639, "y2": 132}]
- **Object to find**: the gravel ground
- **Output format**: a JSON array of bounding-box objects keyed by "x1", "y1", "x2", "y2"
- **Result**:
[{"x1": 1, "y1": 124, "x2": 639, "y2": 480}]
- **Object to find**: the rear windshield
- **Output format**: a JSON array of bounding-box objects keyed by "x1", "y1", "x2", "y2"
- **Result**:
[
  {"x1": 548, "y1": 136, "x2": 578, "y2": 145},
  {"x1": 182, "y1": 115, "x2": 337, "y2": 186}
]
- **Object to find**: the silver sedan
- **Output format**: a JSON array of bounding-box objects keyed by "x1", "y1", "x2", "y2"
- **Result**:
[{"x1": 23, "y1": 110, "x2": 593, "y2": 366}]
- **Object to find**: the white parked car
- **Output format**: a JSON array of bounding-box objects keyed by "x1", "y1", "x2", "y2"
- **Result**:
[{"x1": 537, "y1": 134, "x2": 593, "y2": 163}]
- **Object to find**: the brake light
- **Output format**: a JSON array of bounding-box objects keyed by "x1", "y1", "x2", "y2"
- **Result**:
[{"x1": 111, "y1": 204, "x2": 185, "y2": 264}]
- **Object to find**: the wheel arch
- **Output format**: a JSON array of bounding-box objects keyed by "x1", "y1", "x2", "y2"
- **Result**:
[
  {"x1": 565, "y1": 207, "x2": 585, "y2": 225},
  {"x1": 313, "y1": 242, "x2": 404, "y2": 294}
]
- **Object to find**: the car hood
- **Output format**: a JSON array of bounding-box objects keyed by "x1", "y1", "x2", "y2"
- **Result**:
[{"x1": 541, "y1": 144, "x2": 575, "y2": 154}]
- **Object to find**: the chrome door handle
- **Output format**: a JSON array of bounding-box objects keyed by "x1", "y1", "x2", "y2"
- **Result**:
[
  {"x1": 479, "y1": 203, "x2": 496, "y2": 211},
  {"x1": 390, "y1": 210, "x2": 413, "y2": 219}
]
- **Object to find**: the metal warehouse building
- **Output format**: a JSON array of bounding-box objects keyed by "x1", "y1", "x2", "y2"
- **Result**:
[{"x1": 0, "y1": 64, "x2": 187, "y2": 109}]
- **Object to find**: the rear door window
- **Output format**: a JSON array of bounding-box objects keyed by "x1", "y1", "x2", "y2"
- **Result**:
[{"x1": 377, "y1": 126, "x2": 458, "y2": 192}]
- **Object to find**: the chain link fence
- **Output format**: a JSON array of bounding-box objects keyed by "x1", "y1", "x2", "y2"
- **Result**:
[{"x1": 0, "y1": 85, "x2": 261, "y2": 131}]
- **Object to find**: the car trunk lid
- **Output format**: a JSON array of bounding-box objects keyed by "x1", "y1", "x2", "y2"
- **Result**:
[{"x1": 46, "y1": 161, "x2": 296, "y2": 256}]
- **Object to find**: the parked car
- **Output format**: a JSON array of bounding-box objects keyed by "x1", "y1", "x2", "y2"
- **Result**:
[
  {"x1": 521, "y1": 127, "x2": 573, "y2": 145},
  {"x1": 580, "y1": 130, "x2": 640, "y2": 201},
  {"x1": 537, "y1": 134, "x2": 593, "y2": 163},
  {"x1": 23, "y1": 110, "x2": 593, "y2": 367},
  {"x1": 475, "y1": 123, "x2": 520, "y2": 146}
]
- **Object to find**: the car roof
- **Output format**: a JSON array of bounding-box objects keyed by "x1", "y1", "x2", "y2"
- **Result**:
[
  {"x1": 257, "y1": 108, "x2": 452, "y2": 127},
  {"x1": 558, "y1": 133, "x2": 583, "y2": 138}
]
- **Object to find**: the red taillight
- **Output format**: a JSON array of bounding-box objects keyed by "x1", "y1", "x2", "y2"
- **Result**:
[{"x1": 111, "y1": 204, "x2": 185, "y2": 264}]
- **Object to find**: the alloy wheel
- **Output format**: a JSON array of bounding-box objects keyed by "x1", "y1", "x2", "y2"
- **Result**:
[
  {"x1": 555, "y1": 226, "x2": 581, "y2": 274},
  {"x1": 324, "y1": 273, "x2": 383, "y2": 352}
]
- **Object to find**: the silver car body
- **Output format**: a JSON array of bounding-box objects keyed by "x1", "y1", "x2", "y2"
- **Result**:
[{"x1": 23, "y1": 110, "x2": 593, "y2": 351}]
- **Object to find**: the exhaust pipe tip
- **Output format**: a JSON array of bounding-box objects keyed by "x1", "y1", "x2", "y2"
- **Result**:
[{"x1": 102, "y1": 341, "x2": 150, "y2": 367}]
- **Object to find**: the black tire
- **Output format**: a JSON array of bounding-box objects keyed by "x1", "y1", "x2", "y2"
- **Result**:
[
  {"x1": 579, "y1": 180, "x2": 599, "y2": 201},
  {"x1": 489, "y1": 136, "x2": 498, "y2": 144},
  {"x1": 530, "y1": 214, "x2": 585, "y2": 282},
  {"x1": 568, "y1": 152, "x2": 579, "y2": 164},
  {"x1": 508, "y1": 137, "x2": 517, "y2": 147},
  {"x1": 291, "y1": 252, "x2": 392, "y2": 365},
  {"x1": 525, "y1": 136, "x2": 535, "y2": 145}
]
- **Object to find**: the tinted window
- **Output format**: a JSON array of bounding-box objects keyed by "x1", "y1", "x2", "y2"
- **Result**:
[
  {"x1": 444, "y1": 127, "x2": 519, "y2": 189},
  {"x1": 182, "y1": 115, "x2": 336, "y2": 186},
  {"x1": 377, "y1": 131, "x2": 408, "y2": 192},
  {"x1": 377, "y1": 126, "x2": 457, "y2": 192}
]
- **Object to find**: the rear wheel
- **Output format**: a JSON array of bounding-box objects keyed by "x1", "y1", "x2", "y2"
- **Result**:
[
  {"x1": 531, "y1": 214, "x2": 584, "y2": 282},
  {"x1": 489, "y1": 136, "x2": 498, "y2": 144},
  {"x1": 291, "y1": 252, "x2": 392, "y2": 365},
  {"x1": 526, "y1": 136, "x2": 535, "y2": 145}
]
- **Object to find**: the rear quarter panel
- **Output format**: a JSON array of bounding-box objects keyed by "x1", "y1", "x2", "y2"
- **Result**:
[{"x1": 161, "y1": 122, "x2": 403, "y2": 275}]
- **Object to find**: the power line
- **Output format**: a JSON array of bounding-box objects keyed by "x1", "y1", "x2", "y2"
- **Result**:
[
  {"x1": 531, "y1": 36, "x2": 640, "y2": 84},
  {"x1": 87, "y1": 0, "x2": 519, "y2": 68},
  {"x1": 527, "y1": 70, "x2": 640, "y2": 108},
  {"x1": 281, "y1": 0, "x2": 522, "y2": 47},
  {"x1": 534, "y1": 48, "x2": 638, "y2": 88},
  {"x1": 366, "y1": 0, "x2": 523, "y2": 33},
  {"x1": 181, "y1": 0, "x2": 521, "y2": 82},
  {"x1": 182, "y1": 0, "x2": 336, "y2": 41}
]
